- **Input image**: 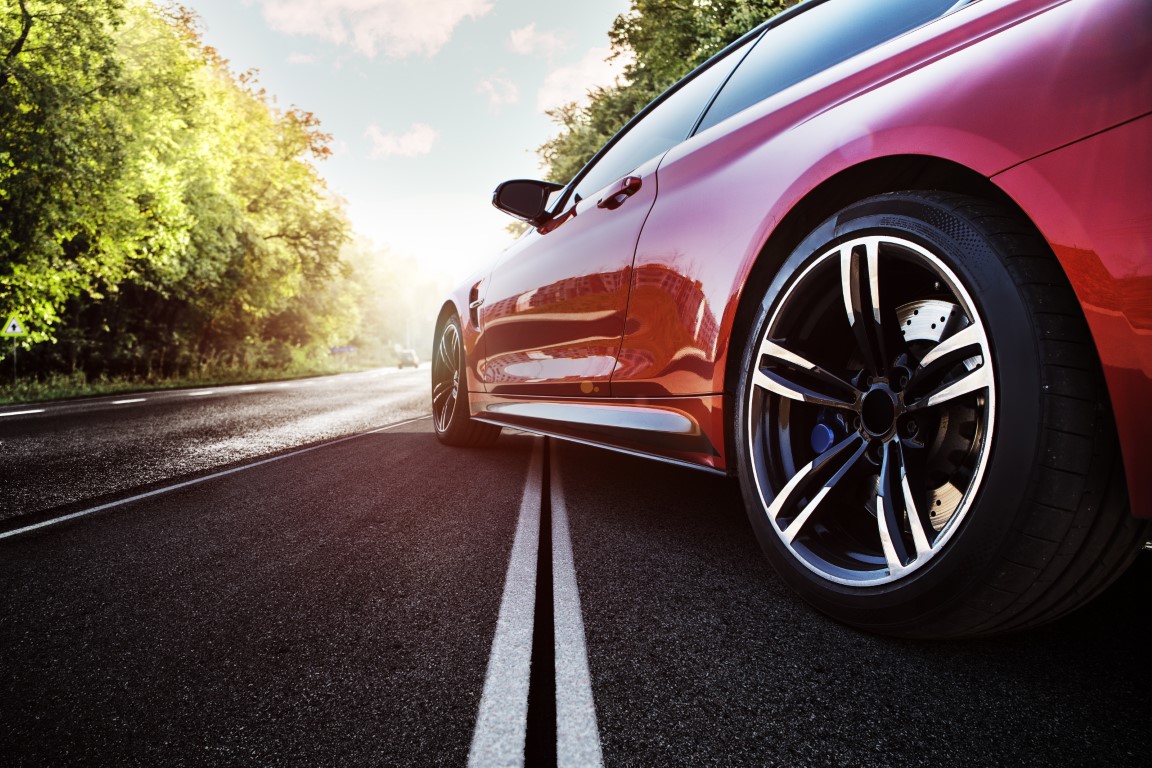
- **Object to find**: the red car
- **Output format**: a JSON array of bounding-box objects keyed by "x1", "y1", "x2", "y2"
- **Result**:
[{"x1": 434, "y1": 0, "x2": 1151, "y2": 637}]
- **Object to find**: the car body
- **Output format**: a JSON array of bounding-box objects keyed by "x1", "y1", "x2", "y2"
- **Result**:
[
  {"x1": 434, "y1": 0, "x2": 1151, "y2": 637},
  {"x1": 397, "y1": 349, "x2": 419, "y2": 368}
]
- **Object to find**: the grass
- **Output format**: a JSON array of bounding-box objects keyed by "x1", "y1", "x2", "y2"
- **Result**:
[{"x1": 0, "y1": 359, "x2": 394, "y2": 406}]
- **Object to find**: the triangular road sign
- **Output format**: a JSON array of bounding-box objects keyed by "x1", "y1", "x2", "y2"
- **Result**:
[{"x1": 3, "y1": 315, "x2": 27, "y2": 336}]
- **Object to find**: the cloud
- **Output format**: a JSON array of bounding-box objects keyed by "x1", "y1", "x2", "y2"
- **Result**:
[
  {"x1": 258, "y1": 0, "x2": 493, "y2": 58},
  {"x1": 366, "y1": 123, "x2": 439, "y2": 158},
  {"x1": 508, "y1": 23, "x2": 568, "y2": 56},
  {"x1": 537, "y1": 47, "x2": 631, "y2": 114},
  {"x1": 287, "y1": 52, "x2": 319, "y2": 64},
  {"x1": 477, "y1": 76, "x2": 520, "y2": 109}
]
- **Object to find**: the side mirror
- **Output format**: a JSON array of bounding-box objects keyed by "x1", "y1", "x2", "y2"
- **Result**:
[{"x1": 492, "y1": 179, "x2": 565, "y2": 226}]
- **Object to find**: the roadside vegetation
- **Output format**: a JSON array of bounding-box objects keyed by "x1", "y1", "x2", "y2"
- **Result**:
[
  {"x1": 1, "y1": 1, "x2": 431, "y2": 404},
  {"x1": 0, "y1": 362, "x2": 376, "y2": 406}
]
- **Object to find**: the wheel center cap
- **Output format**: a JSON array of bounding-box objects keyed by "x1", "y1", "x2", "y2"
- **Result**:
[{"x1": 861, "y1": 387, "x2": 897, "y2": 437}]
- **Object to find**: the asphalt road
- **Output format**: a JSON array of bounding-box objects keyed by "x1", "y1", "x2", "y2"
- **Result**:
[
  {"x1": 2, "y1": 369, "x2": 1149, "y2": 766},
  {"x1": 0, "y1": 367, "x2": 430, "y2": 521}
]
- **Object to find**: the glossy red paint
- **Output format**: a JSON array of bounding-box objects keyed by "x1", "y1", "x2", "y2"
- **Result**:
[
  {"x1": 442, "y1": 0, "x2": 1150, "y2": 513},
  {"x1": 475, "y1": 155, "x2": 662, "y2": 398},
  {"x1": 994, "y1": 114, "x2": 1152, "y2": 516}
]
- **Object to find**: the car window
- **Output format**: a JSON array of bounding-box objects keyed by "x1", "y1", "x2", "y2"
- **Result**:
[
  {"x1": 696, "y1": 0, "x2": 964, "y2": 134},
  {"x1": 570, "y1": 36, "x2": 755, "y2": 204}
]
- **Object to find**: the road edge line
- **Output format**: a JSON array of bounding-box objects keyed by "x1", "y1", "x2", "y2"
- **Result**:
[{"x1": 0, "y1": 415, "x2": 431, "y2": 541}]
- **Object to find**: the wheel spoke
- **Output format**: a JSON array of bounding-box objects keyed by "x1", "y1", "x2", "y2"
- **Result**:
[
  {"x1": 906, "y1": 322, "x2": 991, "y2": 410},
  {"x1": 917, "y1": 323, "x2": 983, "y2": 371},
  {"x1": 753, "y1": 338, "x2": 859, "y2": 411},
  {"x1": 840, "y1": 238, "x2": 886, "y2": 376},
  {"x1": 438, "y1": 331, "x2": 456, "y2": 371},
  {"x1": 897, "y1": 443, "x2": 934, "y2": 558},
  {"x1": 435, "y1": 390, "x2": 456, "y2": 432},
  {"x1": 768, "y1": 434, "x2": 867, "y2": 543},
  {"x1": 876, "y1": 441, "x2": 937, "y2": 576},
  {"x1": 877, "y1": 442, "x2": 912, "y2": 574},
  {"x1": 908, "y1": 362, "x2": 991, "y2": 410},
  {"x1": 432, "y1": 379, "x2": 454, "y2": 408}
]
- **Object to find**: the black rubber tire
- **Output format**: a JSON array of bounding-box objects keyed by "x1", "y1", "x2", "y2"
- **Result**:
[
  {"x1": 734, "y1": 191, "x2": 1147, "y2": 638},
  {"x1": 432, "y1": 317, "x2": 501, "y2": 448}
]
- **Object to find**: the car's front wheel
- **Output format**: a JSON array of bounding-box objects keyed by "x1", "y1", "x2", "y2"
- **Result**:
[
  {"x1": 432, "y1": 317, "x2": 501, "y2": 448},
  {"x1": 735, "y1": 191, "x2": 1146, "y2": 638}
]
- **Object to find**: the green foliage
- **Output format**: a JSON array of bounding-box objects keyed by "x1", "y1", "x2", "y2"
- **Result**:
[
  {"x1": 0, "y1": 0, "x2": 407, "y2": 384},
  {"x1": 539, "y1": 0, "x2": 798, "y2": 183},
  {"x1": 1, "y1": 0, "x2": 128, "y2": 337}
]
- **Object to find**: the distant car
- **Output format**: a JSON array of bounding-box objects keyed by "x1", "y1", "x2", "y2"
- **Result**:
[
  {"x1": 434, "y1": 0, "x2": 1151, "y2": 637},
  {"x1": 397, "y1": 349, "x2": 419, "y2": 369}
]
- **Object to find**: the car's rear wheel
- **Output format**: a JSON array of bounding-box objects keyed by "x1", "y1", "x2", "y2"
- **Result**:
[
  {"x1": 735, "y1": 191, "x2": 1147, "y2": 638},
  {"x1": 432, "y1": 318, "x2": 501, "y2": 447}
]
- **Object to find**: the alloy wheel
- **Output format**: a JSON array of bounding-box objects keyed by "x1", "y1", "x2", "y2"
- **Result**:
[
  {"x1": 746, "y1": 235, "x2": 995, "y2": 586},
  {"x1": 433, "y1": 322, "x2": 462, "y2": 434}
]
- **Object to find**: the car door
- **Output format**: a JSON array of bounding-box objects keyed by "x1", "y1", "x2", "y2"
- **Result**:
[
  {"x1": 477, "y1": 160, "x2": 657, "y2": 398},
  {"x1": 477, "y1": 35, "x2": 756, "y2": 398}
]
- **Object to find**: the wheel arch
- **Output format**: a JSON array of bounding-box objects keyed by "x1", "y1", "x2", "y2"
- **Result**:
[{"x1": 721, "y1": 154, "x2": 1030, "y2": 473}]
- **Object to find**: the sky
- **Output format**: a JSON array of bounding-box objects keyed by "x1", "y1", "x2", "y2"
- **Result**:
[{"x1": 180, "y1": 0, "x2": 632, "y2": 283}]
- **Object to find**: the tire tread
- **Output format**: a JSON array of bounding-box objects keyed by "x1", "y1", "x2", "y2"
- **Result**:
[{"x1": 911, "y1": 192, "x2": 1146, "y2": 638}]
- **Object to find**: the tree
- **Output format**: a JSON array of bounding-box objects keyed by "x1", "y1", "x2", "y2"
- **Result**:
[
  {"x1": 539, "y1": 0, "x2": 797, "y2": 183},
  {"x1": 2, "y1": 1, "x2": 358, "y2": 380},
  {"x1": 1, "y1": 0, "x2": 128, "y2": 344}
]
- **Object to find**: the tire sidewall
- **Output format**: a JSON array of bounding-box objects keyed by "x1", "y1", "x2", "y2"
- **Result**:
[{"x1": 735, "y1": 193, "x2": 1044, "y2": 633}]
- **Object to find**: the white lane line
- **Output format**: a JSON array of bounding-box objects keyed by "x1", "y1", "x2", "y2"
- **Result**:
[
  {"x1": 0, "y1": 415, "x2": 432, "y2": 541},
  {"x1": 469, "y1": 438, "x2": 544, "y2": 768},
  {"x1": 187, "y1": 390, "x2": 215, "y2": 397},
  {"x1": 0, "y1": 409, "x2": 46, "y2": 418},
  {"x1": 237, "y1": 386, "x2": 258, "y2": 392},
  {"x1": 550, "y1": 446, "x2": 604, "y2": 768},
  {"x1": 112, "y1": 398, "x2": 147, "y2": 405}
]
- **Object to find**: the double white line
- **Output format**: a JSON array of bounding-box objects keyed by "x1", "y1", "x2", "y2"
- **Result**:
[{"x1": 468, "y1": 439, "x2": 603, "y2": 768}]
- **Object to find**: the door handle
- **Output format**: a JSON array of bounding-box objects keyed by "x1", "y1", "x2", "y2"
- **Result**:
[{"x1": 596, "y1": 176, "x2": 643, "y2": 210}]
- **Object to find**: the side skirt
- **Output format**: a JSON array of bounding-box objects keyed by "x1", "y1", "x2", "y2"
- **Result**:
[{"x1": 471, "y1": 393, "x2": 730, "y2": 475}]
